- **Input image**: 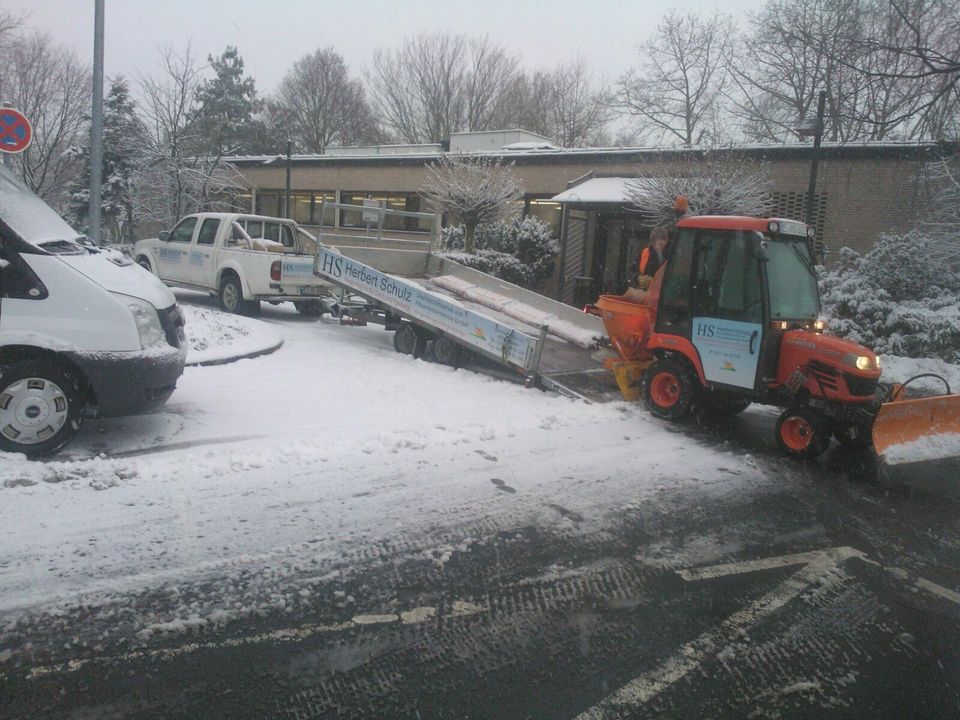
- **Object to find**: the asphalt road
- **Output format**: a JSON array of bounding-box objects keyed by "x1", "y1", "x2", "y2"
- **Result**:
[
  {"x1": 4, "y1": 416, "x2": 960, "y2": 719},
  {"x1": 3, "y1": 300, "x2": 959, "y2": 720}
]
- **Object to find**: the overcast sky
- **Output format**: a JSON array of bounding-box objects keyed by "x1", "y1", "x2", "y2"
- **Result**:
[{"x1": 7, "y1": 0, "x2": 766, "y2": 93}]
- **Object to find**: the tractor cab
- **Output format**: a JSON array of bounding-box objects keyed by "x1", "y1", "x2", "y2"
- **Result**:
[{"x1": 655, "y1": 216, "x2": 821, "y2": 400}]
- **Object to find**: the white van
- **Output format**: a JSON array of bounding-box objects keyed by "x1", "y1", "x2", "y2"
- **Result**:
[{"x1": 0, "y1": 165, "x2": 187, "y2": 457}]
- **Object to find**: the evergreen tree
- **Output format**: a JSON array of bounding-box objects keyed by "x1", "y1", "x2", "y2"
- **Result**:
[
  {"x1": 66, "y1": 77, "x2": 144, "y2": 244},
  {"x1": 192, "y1": 46, "x2": 259, "y2": 155}
]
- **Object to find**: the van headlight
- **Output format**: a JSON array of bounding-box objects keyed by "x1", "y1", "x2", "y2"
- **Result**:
[{"x1": 115, "y1": 294, "x2": 167, "y2": 349}]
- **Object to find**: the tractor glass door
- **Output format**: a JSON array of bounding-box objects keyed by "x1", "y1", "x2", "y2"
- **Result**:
[{"x1": 690, "y1": 230, "x2": 765, "y2": 391}]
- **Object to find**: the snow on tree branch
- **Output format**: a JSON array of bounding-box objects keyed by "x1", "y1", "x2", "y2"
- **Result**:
[
  {"x1": 420, "y1": 154, "x2": 524, "y2": 253},
  {"x1": 626, "y1": 153, "x2": 773, "y2": 226}
]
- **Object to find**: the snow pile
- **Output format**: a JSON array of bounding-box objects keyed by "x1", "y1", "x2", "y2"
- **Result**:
[
  {"x1": 431, "y1": 275, "x2": 600, "y2": 348},
  {"x1": 820, "y1": 235, "x2": 960, "y2": 362},
  {"x1": 881, "y1": 433, "x2": 960, "y2": 465},
  {"x1": 181, "y1": 303, "x2": 283, "y2": 365}
]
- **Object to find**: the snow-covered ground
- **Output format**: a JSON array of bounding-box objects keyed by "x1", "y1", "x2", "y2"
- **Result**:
[{"x1": 1, "y1": 299, "x2": 958, "y2": 643}]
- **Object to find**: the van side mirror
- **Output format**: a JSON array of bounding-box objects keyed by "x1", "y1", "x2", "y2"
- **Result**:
[{"x1": 159, "y1": 231, "x2": 170, "y2": 242}]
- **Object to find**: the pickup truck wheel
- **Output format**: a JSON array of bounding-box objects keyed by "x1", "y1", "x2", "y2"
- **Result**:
[
  {"x1": 219, "y1": 275, "x2": 244, "y2": 314},
  {"x1": 393, "y1": 323, "x2": 427, "y2": 358},
  {"x1": 136, "y1": 256, "x2": 153, "y2": 274},
  {"x1": 0, "y1": 360, "x2": 84, "y2": 458},
  {"x1": 643, "y1": 358, "x2": 695, "y2": 420}
]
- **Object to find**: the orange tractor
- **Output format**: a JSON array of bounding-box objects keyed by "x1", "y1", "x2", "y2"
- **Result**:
[{"x1": 592, "y1": 215, "x2": 960, "y2": 461}]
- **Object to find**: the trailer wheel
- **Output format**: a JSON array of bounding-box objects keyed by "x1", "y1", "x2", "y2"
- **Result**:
[
  {"x1": 393, "y1": 323, "x2": 427, "y2": 358},
  {"x1": 0, "y1": 360, "x2": 84, "y2": 458},
  {"x1": 776, "y1": 409, "x2": 831, "y2": 458},
  {"x1": 294, "y1": 300, "x2": 324, "y2": 317},
  {"x1": 643, "y1": 358, "x2": 695, "y2": 420},
  {"x1": 431, "y1": 336, "x2": 461, "y2": 367}
]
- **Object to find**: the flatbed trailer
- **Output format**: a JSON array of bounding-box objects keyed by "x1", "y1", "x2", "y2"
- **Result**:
[{"x1": 312, "y1": 202, "x2": 612, "y2": 399}]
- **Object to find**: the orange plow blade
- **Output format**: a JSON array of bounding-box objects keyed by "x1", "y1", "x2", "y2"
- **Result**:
[{"x1": 872, "y1": 394, "x2": 960, "y2": 465}]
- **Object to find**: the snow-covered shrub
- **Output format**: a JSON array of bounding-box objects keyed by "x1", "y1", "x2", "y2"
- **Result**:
[
  {"x1": 819, "y1": 234, "x2": 960, "y2": 362},
  {"x1": 439, "y1": 216, "x2": 559, "y2": 289}
]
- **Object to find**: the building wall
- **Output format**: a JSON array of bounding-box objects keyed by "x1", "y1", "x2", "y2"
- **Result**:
[{"x1": 233, "y1": 144, "x2": 950, "y2": 261}]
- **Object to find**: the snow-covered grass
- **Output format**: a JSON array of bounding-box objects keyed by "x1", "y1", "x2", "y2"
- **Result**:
[{"x1": 182, "y1": 303, "x2": 283, "y2": 365}]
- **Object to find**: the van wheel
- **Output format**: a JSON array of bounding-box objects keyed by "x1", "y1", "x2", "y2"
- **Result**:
[
  {"x1": 136, "y1": 256, "x2": 153, "y2": 274},
  {"x1": 0, "y1": 360, "x2": 84, "y2": 458},
  {"x1": 643, "y1": 358, "x2": 695, "y2": 420},
  {"x1": 394, "y1": 323, "x2": 427, "y2": 357}
]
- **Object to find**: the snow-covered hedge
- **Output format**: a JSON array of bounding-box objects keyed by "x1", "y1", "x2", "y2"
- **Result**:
[
  {"x1": 439, "y1": 216, "x2": 559, "y2": 290},
  {"x1": 819, "y1": 233, "x2": 960, "y2": 362}
]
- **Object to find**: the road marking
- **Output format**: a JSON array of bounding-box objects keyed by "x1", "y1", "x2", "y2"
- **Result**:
[
  {"x1": 576, "y1": 546, "x2": 866, "y2": 720},
  {"x1": 916, "y1": 577, "x2": 960, "y2": 606},
  {"x1": 24, "y1": 599, "x2": 487, "y2": 680}
]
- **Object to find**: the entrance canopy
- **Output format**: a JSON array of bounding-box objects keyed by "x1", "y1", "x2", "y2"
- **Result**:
[{"x1": 551, "y1": 177, "x2": 638, "y2": 204}]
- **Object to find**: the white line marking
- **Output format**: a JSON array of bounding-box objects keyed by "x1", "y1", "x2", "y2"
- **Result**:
[
  {"x1": 916, "y1": 578, "x2": 960, "y2": 606},
  {"x1": 576, "y1": 547, "x2": 866, "y2": 719},
  {"x1": 24, "y1": 599, "x2": 486, "y2": 680}
]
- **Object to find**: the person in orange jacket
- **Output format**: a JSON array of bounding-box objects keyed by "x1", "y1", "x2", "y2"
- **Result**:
[{"x1": 638, "y1": 226, "x2": 669, "y2": 279}]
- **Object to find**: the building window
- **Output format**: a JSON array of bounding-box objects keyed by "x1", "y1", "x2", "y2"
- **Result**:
[
  {"x1": 339, "y1": 191, "x2": 432, "y2": 232},
  {"x1": 525, "y1": 198, "x2": 562, "y2": 237},
  {"x1": 255, "y1": 190, "x2": 335, "y2": 226}
]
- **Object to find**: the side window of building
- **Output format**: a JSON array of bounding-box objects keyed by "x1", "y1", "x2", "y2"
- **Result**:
[
  {"x1": 0, "y1": 239, "x2": 48, "y2": 300},
  {"x1": 197, "y1": 218, "x2": 220, "y2": 246},
  {"x1": 169, "y1": 217, "x2": 197, "y2": 243}
]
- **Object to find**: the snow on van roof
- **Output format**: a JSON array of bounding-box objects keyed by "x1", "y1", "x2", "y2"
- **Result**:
[{"x1": 0, "y1": 164, "x2": 81, "y2": 245}]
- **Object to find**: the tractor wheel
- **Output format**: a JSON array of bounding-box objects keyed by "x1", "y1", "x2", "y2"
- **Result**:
[
  {"x1": 431, "y1": 336, "x2": 461, "y2": 367},
  {"x1": 0, "y1": 360, "x2": 84, "y2": 457},
  {"x1": 642, "y1": 358, "x2": 696, "y2": 420},
  {"x1": 776, "y1": 408, "x2": 832, "y2": 458},
  {"x1": 393, "y1": 323, "x2": 427, "y2": 358}
]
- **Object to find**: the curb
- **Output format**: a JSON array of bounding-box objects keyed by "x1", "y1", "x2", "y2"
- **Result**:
[{"x1": 185, "y1": 338, "x2": 284, "y2": 367}]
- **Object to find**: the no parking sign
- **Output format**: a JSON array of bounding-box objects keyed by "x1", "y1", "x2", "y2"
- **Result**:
[{"x1": 0, "y1": 107, "x2": 32, "y2": 154}]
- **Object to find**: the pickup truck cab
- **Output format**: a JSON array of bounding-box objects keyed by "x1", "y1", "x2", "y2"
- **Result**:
[
  {"x1": 0, "y1": 164, "x2": 187, "y2": 457},
  {"x1": 134, "y1": 213, "x2": 335, "y2": 316}
]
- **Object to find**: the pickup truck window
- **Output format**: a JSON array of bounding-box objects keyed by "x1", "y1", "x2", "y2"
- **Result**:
[
  {"x1": 281, "y1": 224, "x2": 295, "y2": 248},
  {"x1": 264, "y1": 222, "x2": 280, "y2": 243},
  {"x1": 197, "y1": 218, "x2": 220, "y2": 246},
  {"x1": 245, "y1": 220, "x2": 263, "y2": 238},
  {"x1": 170, "y1": 217, "x2": 197, "y2": 243}
]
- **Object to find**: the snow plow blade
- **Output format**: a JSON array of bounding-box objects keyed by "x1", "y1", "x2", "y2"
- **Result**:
[{"x1": 872, "y1": 394, "x2": 960, "y2": 466}]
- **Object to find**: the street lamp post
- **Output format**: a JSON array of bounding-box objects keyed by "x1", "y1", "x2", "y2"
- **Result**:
[{"x1": 796, "y1": 90, "x2": 827, "y2": 228}]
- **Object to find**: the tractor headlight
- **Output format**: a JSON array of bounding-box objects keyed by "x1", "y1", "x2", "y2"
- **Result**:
[
  {"x1": 813, "y1": 319, "x2": 828, "y2": 332},
  {"x1": 844, "y1": 352, "x2": 877, "y2": 371}
]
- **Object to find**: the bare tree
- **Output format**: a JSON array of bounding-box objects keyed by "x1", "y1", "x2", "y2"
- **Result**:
[
  {"x1": 495, "y1": 60, "x2": 614, "y2": 147},
  {"x1": 0, "y1": 32, "x2": 90, "y2": 203},
  {"x1": 136, "y1": 44, "x2": 245, "y2": 228},
  {"x1": 272, "y1": 48, "x2": 379, "y2": 153},
  {"x1": 916, "y1": 153, "x2": 960, "y2": 260},
  {"x1": 420, "y1": 155, "x2": 524, "y2": 253},
  {"x1": 627, "y1": 153, "x2": 773, "y2": 226},
  {"x1": 617, "y1": 10, "x2": 736, "y2": 147},
  {"x1": 367, "y1": 33, "x2": 518, "y2": 143}
]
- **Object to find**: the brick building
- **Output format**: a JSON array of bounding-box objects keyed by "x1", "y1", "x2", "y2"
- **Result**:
[{"x1": 230, "y1": 133, "x2": 954, "y2": 304}]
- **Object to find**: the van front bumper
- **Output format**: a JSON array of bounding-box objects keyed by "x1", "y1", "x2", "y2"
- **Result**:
[{"x1": 68, "y1": 345, "x2": 187, "y2": 417}]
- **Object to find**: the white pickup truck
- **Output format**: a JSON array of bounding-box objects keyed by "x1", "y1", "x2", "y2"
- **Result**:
[{"x1": 134, "y1": 212, "x2": 336, "y2": 315}]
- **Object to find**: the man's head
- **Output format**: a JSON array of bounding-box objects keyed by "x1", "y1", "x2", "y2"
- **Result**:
[{"x1": 650, "y1": 226, "x2": 669, "y2": 251}]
